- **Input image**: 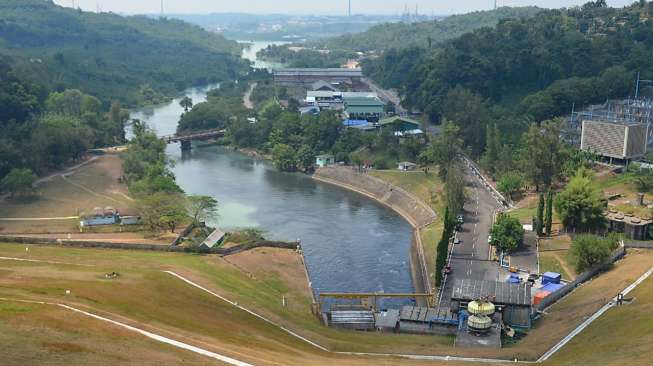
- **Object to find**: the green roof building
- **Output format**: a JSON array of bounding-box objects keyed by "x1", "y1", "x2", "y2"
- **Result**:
[
  {"x1": 344, "y1": 96, "x2": 385, "y2": 122},
  {"x1": 379, "y1": 116, "x2": 423, "y2": 134}
]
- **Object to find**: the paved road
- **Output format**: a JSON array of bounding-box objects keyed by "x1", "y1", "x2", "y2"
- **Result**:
[
  {"x1": 361, "y1": 77, "x2": 407, "y2": 115},
  {"x1": 439, "y1": 164, "x2": 504, "y2": 308}
]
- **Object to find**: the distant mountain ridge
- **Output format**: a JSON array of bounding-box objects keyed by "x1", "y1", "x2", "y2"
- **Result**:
[
  {"x1": 0, "y1": 0, "x2": 248, "y2": 106},
  {"x1": 314, "y1": 7, "x2": 542, "y2": 52}
]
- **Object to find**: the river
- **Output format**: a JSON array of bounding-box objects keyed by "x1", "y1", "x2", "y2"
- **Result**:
[{"x1": 130, "y1": 44, "x2": 414, "y2": 301}]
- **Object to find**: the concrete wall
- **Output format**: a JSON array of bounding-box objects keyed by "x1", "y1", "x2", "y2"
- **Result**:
[
  {"x1": 0, "y1": 236, "x2": 297, "y2": 256},
  {"x1": 313, "y1": 166, "x2": 437, "y2": 294},
  {"x1": 313, "y1": 167, "x2": 436, "y2": 228}
]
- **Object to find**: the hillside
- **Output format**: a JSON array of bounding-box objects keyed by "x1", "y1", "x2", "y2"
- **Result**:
[
  {"x1": 315, "y1": 7, "x2": 541, "y2": 52},
  {"x1": 363, "y1": 2, "x2": 653, "y2": 124},
  {"x1": 0, "y1": 0, "x2": 248, "y2": 106}
]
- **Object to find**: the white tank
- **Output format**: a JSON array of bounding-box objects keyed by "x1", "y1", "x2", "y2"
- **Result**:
[{"x1": 467, "y1": 314, "x2": 492, "y2": 333}]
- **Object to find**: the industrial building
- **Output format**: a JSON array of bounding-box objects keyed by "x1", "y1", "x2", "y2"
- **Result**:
[
  {"x1": 606, "y1": 210, "x2": 652, "y2": 240},
  {"x1": 344, "y1": 96, "x2": 385, "y2": 122},
  {"x1": 451, "y1": 279, "x2": 532, "y2": 329},
  {"x1": 580, "y1": 120, "x2": 648, "y2": 162},
  {"x1": 273, "y1": 68, "x2": 363, "y2": 87},
  {"x1": 567, "y1": 99, "x2": 652, "y2": 163},
  {"x1": 306, "y1": 91, "x2": 377, "y2": 109}
]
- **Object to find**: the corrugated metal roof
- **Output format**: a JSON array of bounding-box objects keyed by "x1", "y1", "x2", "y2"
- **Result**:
[
  {"x1": 201, "y1": 228, "x2": 226, "y2": 249},
  {"x1": 451, "y1": 279, "x2": 532, "y2": 307},
  {"x1": 375, "y1": 309, "x2": 399, "y2": 328}
]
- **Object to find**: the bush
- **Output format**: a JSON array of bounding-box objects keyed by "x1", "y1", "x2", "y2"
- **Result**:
[{"x1": 570, "y1": 234, "x2": 620, "y2": 272}]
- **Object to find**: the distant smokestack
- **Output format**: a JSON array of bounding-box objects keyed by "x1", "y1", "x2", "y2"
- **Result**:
[
  {"x1": 494, "y1": 0, "x2": 498, "y2": 10},
  {"x1": 160, "y1": 0, "x2": 164, "y2": 16},
  {"x1": 348, "y1": 0, "x2": 352, "y2": 17}
]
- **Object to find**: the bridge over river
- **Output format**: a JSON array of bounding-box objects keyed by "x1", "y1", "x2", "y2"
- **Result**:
[{"x1": 161, "y1": 128, "x2": 226, "y2": 150}]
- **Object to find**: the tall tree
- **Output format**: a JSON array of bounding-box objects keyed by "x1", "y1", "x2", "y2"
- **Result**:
[
  {"x1": 441, "y1": 87, "x2": 489, "y2": 157},
  {"x1": 545, "y1": 189, "x2": 554, "y2": 236},
  {"x1": 180, "y1": 96, "x2": 193, "y2": 112},
  {"x1": 421, "y1": 120, "x2": 462, "y2": 180},
  {"x1": 520, "y1": 119, "x2": 566, "y2": 191},
  {"x1": 554, "y1": 170, "x2": 606, "y2": 232},
  {"x1": 186, "y1": 195, "x2": 219, "y2": 225},
  {"x1": 481, "y1": 124, "x2": 501, "y2": 177},
  {"x1": 536, "y1": 193, "x2": 545, "y2": 236}
]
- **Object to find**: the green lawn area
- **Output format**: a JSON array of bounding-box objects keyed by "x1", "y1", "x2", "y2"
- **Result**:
[
  {"x1": 538, "y1": 235, "x2": 576, "y2": 280},
  {"x1": 542, "y1": 274, "x2": 653, "y2": 366}
]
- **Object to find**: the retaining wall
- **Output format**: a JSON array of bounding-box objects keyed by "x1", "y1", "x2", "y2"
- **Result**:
[
  {"x1": 313, "y1": 167, "x2": 436, "y2": 228},
  {"x1": 0, "y1": 236, "x2": 297, "y2": 256},
  {"x1": 313, "y1": 166, "x2": 437, "y2": 294}
]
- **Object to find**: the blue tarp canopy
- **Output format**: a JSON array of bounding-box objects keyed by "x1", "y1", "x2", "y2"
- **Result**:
[
  {"x1": 542, "y1": 272, "x2": 562, "y2": 285},
  {"x1": 541, "y1": 283, "x2": 565, "y2": 293},
  {"x1": 343, "y1": 119, "x2": 369, "y2": 127}
]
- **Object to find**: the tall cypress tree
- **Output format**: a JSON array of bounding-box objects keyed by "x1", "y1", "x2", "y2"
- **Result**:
[
  {"x1": 536, "y1": 193, "x2": 545, "y2": 236},
  {"x1": 545, "y1": 189, "x2": 553, "y2": 236}
]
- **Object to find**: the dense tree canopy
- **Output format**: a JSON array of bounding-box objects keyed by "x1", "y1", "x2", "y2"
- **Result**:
[
  {"x1": 0, "y1": 0, "x2": 248, "y2": 106},
  {"x1": 364, "y1": 2, "x2": 653, "y2": 126},
  {"x1": 554, "y1": 169, "x2": 607, "y2": 232}
]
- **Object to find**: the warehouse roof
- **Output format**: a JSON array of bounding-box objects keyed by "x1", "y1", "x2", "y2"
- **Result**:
[
  {"x1": 274, "y1": 68, "x2": 362, "y2": 76},
  {"x1": 452, "y1": 279, "x2": 532, "y2": 307}
]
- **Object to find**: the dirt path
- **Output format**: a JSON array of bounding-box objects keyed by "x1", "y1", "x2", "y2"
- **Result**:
[
  {"x1": 552, "y1": 251, "x2": 575, "y2": 279},
  {"x1": 243, "y1": 82, "x2": 257, "y2": 109}
]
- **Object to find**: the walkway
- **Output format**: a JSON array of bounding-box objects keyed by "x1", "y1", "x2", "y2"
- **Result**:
[{"x1": 243, "y1": 82, "x2": 257, "y2": 109}]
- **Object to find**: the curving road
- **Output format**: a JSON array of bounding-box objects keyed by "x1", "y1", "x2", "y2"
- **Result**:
[{"x1": 438, "y1": 163, "x2": 504, "y2": 308}]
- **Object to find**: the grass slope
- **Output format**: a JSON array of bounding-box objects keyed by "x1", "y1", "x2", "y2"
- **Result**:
[{"x1": 0, "y1": 244, "x2": 651, "y2": 364}]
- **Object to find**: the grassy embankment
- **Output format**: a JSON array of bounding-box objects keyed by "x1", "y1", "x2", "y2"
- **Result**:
[
  {"x1": 0, "y1": 154, "x2": 176, "y2": 244},
  {"x1": 367, "y1": 169, "x2": 444, "y2": 285},
  {"x1": 0, "y1": 243, "x2": 651, "y2": 365}
]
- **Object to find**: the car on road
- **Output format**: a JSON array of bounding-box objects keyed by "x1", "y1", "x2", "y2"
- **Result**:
[
  {"x1": 454, "y1": 238, "x2": 461, "y2": 245},
  {"x1": 444, "y1": 265, "x2": 452, "y2": 275}
]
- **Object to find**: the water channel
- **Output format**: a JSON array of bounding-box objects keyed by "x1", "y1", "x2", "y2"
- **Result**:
[{"x1": 130, "y1": 43, "x2": 415, "y2": 300}]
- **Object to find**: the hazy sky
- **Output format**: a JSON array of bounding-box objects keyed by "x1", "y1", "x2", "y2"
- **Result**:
[{"x1": 55, "y1": 0, "x2": 636, "y2": 15}]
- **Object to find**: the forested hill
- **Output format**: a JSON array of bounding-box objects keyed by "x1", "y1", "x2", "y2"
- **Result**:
[
  {"x1": 315, "y1": 7, "x2": 541, "y2": 52},
  {"x1": 363, "y1": 1, "x2": 653, "y2": 126},
  {"x1": 0, "y1": 0, "x2": 248, "y2": 107}
]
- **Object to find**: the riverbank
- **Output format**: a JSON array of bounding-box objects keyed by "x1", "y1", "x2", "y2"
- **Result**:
[{"x1": 313, "y1": 166, "x2": 437, "y2": 294}]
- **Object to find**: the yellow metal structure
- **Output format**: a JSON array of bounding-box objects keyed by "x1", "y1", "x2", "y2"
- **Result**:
[{"x1": 467, "y1": 300, "x2": 495, "y2": 316}]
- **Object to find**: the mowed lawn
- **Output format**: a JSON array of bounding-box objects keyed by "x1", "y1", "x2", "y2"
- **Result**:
[
  {"x1": 0, "y1": 154, "x2": 133, "y2": 234},
  {"x1": 0, "y1": 243, "x2": 651, "y2": 365},
  {"x1": 538, "y1": 234, "x2": 577, "y2": 281},
  {"x1": 542, "y1": 269, "x2": 653, "y2": 366}
]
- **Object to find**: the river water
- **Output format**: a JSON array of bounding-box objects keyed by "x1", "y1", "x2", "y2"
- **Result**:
[{"x1": 130, "y1": 45, "x2": 414, "y2": 299}]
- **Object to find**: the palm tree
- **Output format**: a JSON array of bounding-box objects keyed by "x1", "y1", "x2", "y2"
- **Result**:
[{"x1": 179, "y1": 96, "x2": 193, "y2": 112}]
